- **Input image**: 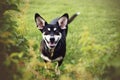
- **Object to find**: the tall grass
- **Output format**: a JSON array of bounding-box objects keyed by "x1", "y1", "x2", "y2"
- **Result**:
[
  {"x1": 1, "y1": 0, "x2": 120, "y2": 80},
  {"x1": 19, "y1": 0, "x2": 120, "y2": 80}
]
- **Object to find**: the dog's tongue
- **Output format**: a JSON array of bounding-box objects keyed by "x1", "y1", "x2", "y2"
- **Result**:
[{"x1": 49, "y1": 42, "x2": 55, "y2": 47}]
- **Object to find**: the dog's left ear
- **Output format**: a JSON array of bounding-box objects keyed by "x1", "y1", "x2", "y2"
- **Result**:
[
  {"x1": 35, "y1": 13, "x2": 47, "y2": 30},
  {"x1": 58, "y1": 13, "x2": 69, "y2": 29}
]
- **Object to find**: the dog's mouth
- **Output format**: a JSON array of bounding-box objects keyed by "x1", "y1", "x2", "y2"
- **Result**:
[
  {"x1": 43, "y1": 32, "x2": 62, "y2": 49},
  {"x1": 48, "y1": 42, "x2": 56, "y2": 48},
  {"x1": 45, "y1": 38, "x2": 58, "y2": 48}
]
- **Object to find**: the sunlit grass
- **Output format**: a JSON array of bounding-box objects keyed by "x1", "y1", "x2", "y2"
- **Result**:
[{"x1": 19, "y1": 0, "x2": 120, "y2": 80}]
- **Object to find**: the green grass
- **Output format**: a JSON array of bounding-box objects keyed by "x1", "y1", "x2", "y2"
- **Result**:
[{"x1": 18, "y1": 0, "x2": 120, "y2": 80}]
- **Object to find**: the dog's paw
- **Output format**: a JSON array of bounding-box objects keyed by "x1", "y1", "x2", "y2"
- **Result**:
[
  {"x1": 55, "y1": 68, "x2": 61, "y2": 75},
  {"x1": 44, "y1": 62, "x2": 52, "y2": 69}
]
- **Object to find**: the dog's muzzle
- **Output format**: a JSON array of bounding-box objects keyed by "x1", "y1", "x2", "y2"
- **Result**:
[
  {"x1": 49, "y1": 37, "x2": 56, "y2": 48},
  {"x1": 43, "y1": 32, "x2": 62, "y2": 49}
]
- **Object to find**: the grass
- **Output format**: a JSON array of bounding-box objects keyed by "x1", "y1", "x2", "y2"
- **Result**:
[{"x1": 18, "y1": 0, "x2": 120, "y2": 80}]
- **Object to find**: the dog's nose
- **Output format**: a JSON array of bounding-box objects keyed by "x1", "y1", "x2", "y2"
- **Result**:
[{"x1": 50, "y1": 37, "x2": 55, "y2": 43}]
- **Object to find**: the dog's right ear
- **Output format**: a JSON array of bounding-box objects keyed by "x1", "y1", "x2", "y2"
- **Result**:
[
  {"x1": 58, "y1": 13, "x2": 69, "y2": 29},
  {"x1": 35, "y1": 13, "x2": 47, "y2": 30}
]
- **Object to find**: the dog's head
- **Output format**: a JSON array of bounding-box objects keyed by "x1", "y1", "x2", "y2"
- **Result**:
[{"x1": 35, "y1": 13, "x2": 69, "y2": 49}]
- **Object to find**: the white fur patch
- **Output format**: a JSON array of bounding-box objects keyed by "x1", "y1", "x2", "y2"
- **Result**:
[
  {"x1": 54, "y1": 33, "x2": 62, "y2": 43},
  {"x1": 76, "y1": 12, "x2": 80, "y2": 15},
  {"x1": 53, "y1": 56, "x2": 63, "y2": 61},
  {"x1": 48, "y1": 28, "x2": 51, "y2": 31},
  {"x1": 54, "y1": 28, "x2": 57, "y2": 31},
  {"x1": 41, "y1": 54, "x2": 51, "y2": 62},
  {"x1": 41, "y1": 54, "x2": 63, "y2": 62}
]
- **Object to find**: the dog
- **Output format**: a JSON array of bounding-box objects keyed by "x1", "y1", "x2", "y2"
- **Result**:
[{"x1": 34, "y1": 12, "x2": 79, "y2": 75}]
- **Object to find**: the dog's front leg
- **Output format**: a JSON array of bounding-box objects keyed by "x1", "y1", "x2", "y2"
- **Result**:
[
  {"x1": 55, "y1": 60, "x2": 63, "y2": 75},
  {"x1": 55, "y1": 62, "x2": 60, "y2": 75}
]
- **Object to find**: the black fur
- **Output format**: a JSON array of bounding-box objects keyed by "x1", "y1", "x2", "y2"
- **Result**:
[
  {"x1": 35, "y1": 12, "x2": 79, "y2": 68},
  {"x1": 41, "y1": 14, "x2": 68, "y2": 66}
]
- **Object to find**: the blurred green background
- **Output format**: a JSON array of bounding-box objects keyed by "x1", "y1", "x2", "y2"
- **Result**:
[{"x1": 0, "y1": 0, "x2": 120, "y2": 80}]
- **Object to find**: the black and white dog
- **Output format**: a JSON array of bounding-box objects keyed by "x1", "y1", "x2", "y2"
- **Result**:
[{"x1": 34, "y1": 12, "x2": 79, "y2": 74}]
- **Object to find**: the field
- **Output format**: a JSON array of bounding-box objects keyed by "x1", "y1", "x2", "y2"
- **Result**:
[{"x1": 0, "y1": 0, "x2": 120, "y2": 80}]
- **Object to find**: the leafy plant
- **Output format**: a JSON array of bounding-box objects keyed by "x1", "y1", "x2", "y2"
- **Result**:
[{"x1": 0, "y1": 0, "x2": 28, "y2": 80}]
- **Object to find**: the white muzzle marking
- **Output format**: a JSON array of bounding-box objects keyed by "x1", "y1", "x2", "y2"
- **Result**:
[{"x1": 42, "y1": 32, "x2": 62, "y2": 49}]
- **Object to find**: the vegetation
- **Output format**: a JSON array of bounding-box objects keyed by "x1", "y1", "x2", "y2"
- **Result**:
[
  {"x1": 0, "y1": 0, "x2": 120, "y2": 80},
  {"x1": 0, "y1": 0, "x2": 28, "y2": 80}
]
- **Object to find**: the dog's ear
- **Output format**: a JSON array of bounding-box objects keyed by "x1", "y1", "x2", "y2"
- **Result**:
[
  {"x1": 58, "y1": 13, "x2": 69, "y2": 29},
  {"x1": 35, "y1": 13, "x2": 47, "y2": 30}
]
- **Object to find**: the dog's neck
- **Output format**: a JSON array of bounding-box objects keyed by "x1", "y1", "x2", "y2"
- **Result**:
[
  {"x1": 49, "y1": 48, "x2": 54, "y2": 57},
  {"x1": 43, "y1": 40, "x2": 55, "y2": 57}
]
